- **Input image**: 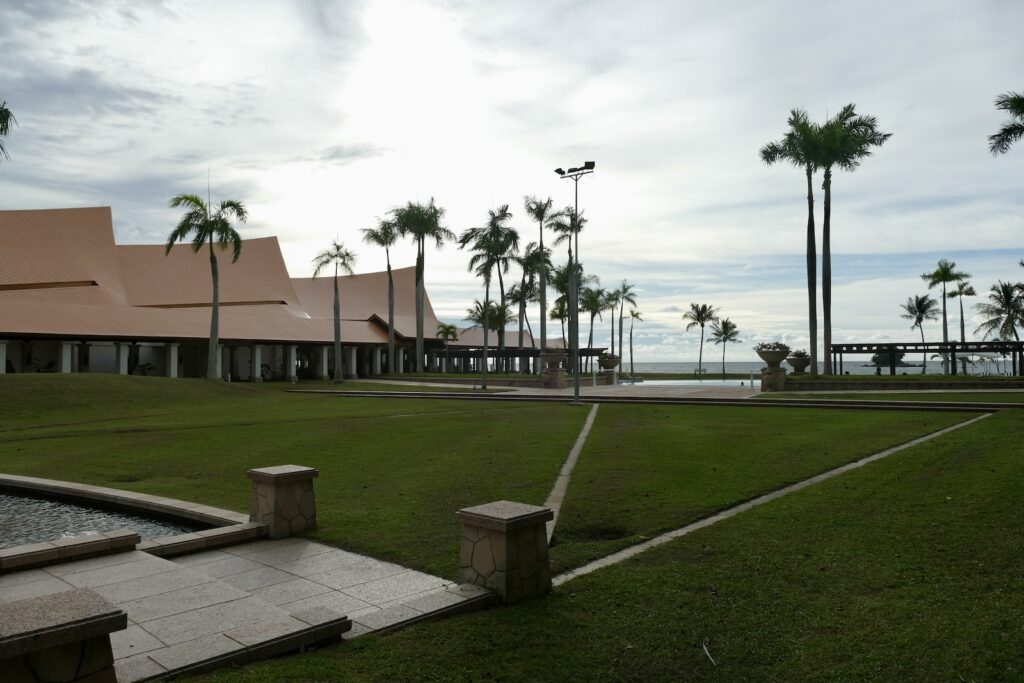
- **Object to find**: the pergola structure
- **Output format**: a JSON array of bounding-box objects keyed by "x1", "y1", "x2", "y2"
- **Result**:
[{"x1": 830, "y1": 341, "x2": 1024, "y2": 376}]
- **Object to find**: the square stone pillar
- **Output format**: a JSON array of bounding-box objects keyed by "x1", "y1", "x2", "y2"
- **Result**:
[
  {"x1": 372, "y1": 347, "x2": 382, "y2": 374},
  {"x1": 115, "y1": 342, "x2": 130, "y2": 375},
  {"x1": 251, "y1": 344, "x2": 263, "y2": 382},
  {"x1": 59, "y1": 341, "x2": 75, "y2": 373},
  {"x1": 247, "y1": 465, "x2": 318, "y2": 539},
  {"x1": 456, "y1": 501, "x2": 553, "y2": 604},
  {"x1": 319, "y1": 346, "x2": 330, "y2": 380},
  {"x1": 760, "y1": 367, "x2": 786, "y2": 392},
  {"x1": 165, "y1": 343, "x2": 179, "y2": 378},
  {"x1": 286, "y1": 345, "x2": 298, "y2": 381}
]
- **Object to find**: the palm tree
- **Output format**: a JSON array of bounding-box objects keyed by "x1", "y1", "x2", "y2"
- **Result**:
[
  {"x1": 818, "y1": 104, "x2": 891, "y2": 373},
  {"x1": 628, "y1": 309, "x2": 644, "y2": 377},
  {"x1": 682, "y1": 303, "x2": 718, "y2": 376},
  {"x1": 709, "y1": 317, "x2": 740, "y2": 379},
  {"x1": 511, "y1": 241, "x2": 551, "y2": 365},
  {"x1": 524, "y1": 196, "x2": 563, "y2": 351},
  {"x1": 974, "y1": 281, "x2": 1024, "y2": 341},
  {"x1": 989, "y1": 91, "x2": 1024, "y2": 155},
  {"x1": 392, "y1": 198, "x2": 454, "y2": 372},
  {"x1": 605, "y1": 289, "x2": 620, "y2": 357},
  {"x1": 165, "y1": 194, "x2": 247, "y2": 380},
  {"x1": 550, "y1": 299, "x2": 568, "y2": 349},
  {"x1": 550, "y1": 206, "x2": 587, "y2": 367},
  {"x1": 948, "y1": 277, "x2": 977, "y2": 374},
  {"x1": 436, "y1": 322, "x2": 458, "y2": 372},
  {"x1": 551, "y1": 261, "x2": 595, "y2": 369},
  {"x1": 922, "y1": 259, "x2": 970, "y2": 373},
  {"x1": 761, "y1": 108, "x2": 820, "y2": 376},
  {"x1": 312, "y1": 241, "x2": 357, "y2": 383},
  {"x1": 900, "y1": 294, "x2": 940, "y2": 373},
  {"x1": 615, "y1": 280, "x2": 638, "y2": 361},
  {"x1": 580, "y1": 286, "x2": 607, "y2": 372},
  {"x1": 361, "y1": 218, "x2": 399, "y2": 372},
  {"x1": 0, "y1": 101, "x2": 16, "y2": 161}
]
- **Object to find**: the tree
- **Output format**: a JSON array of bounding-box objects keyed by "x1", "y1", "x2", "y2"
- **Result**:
[
  {"x1": 615, "y1": 280, "x2": 638, "y2": 361},
  {"x1": 524, "y1": 196, "x2": 563, "y2": 351},
  {"x1": 165, "y1": 194, "x2": 247, "y2": 380},
  {"x1": 580, "y1": 286, "x2": 607, "y2": 373},
  {"x1": 312, "y1": 241, "x2": 357, "y2": 382},
  {"x1": 817, "y1": 104, "x2": 891, "y2": 373},
  {"x1": 511, "y1": 240, "x2": 551, "y2": 365},
  {"x1": 0, "y1": 101, "x2": 16, "y2": 161},
  {"x1": 974, "y1": 281, "x2": 1024, "y2": 341},
  {"x1": 948, "y1": 277, "x2": 976, "y2": 374},
  {"x1": 628, "y1": 309, "x2": 644, "y2": 377},
  {"x1": 709, "y1": 317, "x2": 740, "y2": 379},
  {"x1": 989, "y1": 91, "x2": 1024, "y2": 155},
  {"x1": 683, "y1": 303, "x2": 718, "y2": 376},
  {"x1": 870, "y1": 348, "x2": 906, "y2": 372},
  {"x1": 436, "y1": 322, "x2": 458, "y2": 372},
  {"x1": 362, "y1": 219, "x2": 399, "y2": 372},
  {"x1": 550, "y1": 298, "x2": 568, "y2": 348},
  {"x1": 550, "y1": 207, "x2": 587, "y2": 367},
  {"x1": 551, "y1": 261, "x2": 595, "y2": 370},
  {"x1": 900, "y1": 294, "x2": 940, "y2": 373},
  {"x1": 605, "y1": 289, "x2": 620, "y2": 357},
  {"x1": 392, "y1": 198, "x2": 454, "y2": 372},
  {"x1": 760, "y1": 108, "x2": 821, "y2": 376},
  {"x1": 922, "y1": 259, "x2": 970, "y2": 373}
]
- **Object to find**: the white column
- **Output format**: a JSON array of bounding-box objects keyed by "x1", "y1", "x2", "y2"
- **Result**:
[
  {"x1": 59, "y1": 341, "x2": 75, "y2": 373},
  {"x1": 287, "y1": 345, "x2": 298, "y2": 381},
  {"x1": 319, "y1": 346, "x2": 329, "y2": 380},
  {"x1": 397, "y1": 349, "x2": 405, "y2": 374},
  {"x1": 0, "y1": 340, "x2": 7, "y2": 374},
  {"x1": 372, "y1": 346, "x2": 382, "y2": 374},
  {"x1": 115, "y1": 343, "x2": 130, "y2": 375},
  {"x1": 252, "y1": 344, "x2": 262, "y2": 382},
  {"x1": 165, "y1": 343, "x2": 179, "y2": 378},
  {"x1": 346, "y1": 347, "x2": 358, "y2": 378}
]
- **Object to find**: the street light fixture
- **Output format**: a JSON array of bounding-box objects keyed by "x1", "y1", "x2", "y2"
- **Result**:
[{"x1": 554, "y1": 161, "x2": 596, "y2": 405}]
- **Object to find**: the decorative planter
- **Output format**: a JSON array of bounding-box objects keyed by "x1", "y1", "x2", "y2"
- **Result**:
[
  {"x1": 598, "y1": 355, "x2": 621, "y2": 370},
  {"x1": 756, "y1": 349, "x2": 789, "y2": 369},
  {"x1": 786, "y1": 356, "x2": 811, "y2": 373},
  {"x1": 539, "y1": 351, "x2": 567, "y2": 370}
]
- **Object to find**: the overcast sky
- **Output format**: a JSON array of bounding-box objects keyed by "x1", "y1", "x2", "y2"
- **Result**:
[{"x1": 1, "y1": 0, "x2": 1021, "y2": 361}]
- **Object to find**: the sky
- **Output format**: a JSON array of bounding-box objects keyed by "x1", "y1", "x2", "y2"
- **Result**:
[{"x1": 1, "y1": 0, "x2": 1022, "y2": 361}]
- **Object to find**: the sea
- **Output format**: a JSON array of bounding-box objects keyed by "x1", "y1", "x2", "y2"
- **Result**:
[{"x1": 627, "y1": 360, "x2": 1012, "y2": 376}]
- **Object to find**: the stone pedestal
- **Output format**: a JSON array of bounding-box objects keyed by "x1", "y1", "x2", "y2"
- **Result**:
[
  {"x1": 541, "y1": 368, "x2": 567, "y2": 389},
  {"x1": 0, "y1": 589, "x2": 126, "y2": 683},
  {"x1": 760, "y1": 367, "x2": 787, "y2": 392},
  {"x1": 456, "y1": 500, "x2": 553, "y2": 604},
  {"x1": 247, "y1": 465, "x2": 318, "y2": 539}
]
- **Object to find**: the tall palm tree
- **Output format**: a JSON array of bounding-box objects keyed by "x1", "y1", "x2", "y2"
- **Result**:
[
  {"x1": 550, "y1": 206, "x2": 587, "y2": 367},
  {"x1": 974, "y1": 281, "x2": 1024, "y2": 341},
  {"x1": 628, "y1": 309, "x2": 644, "y2": 377},
  {"x1": 818, "y1": 104, "x2": 891, "y2": 373},
  {"x1": 551, "y1": 261, "x2": 594, "y2": 369},
  {"x1": 312, "y1": 241, "x2": 357, "y2": 383},
  {"x1": 682, "y1": 303, "x2": 718, "y2": 376},
  {"x1": 615, "y1": 280, "x2": 638, "y2": 361},
  {"x1": 392, "y1": 198, "x2": 454, "y2": 372},
  {"x1": 512, "y1": 240, "x2": 551, "y2": 359},
  {"x1": 900, "y1": 294, "x2": 940, "y2": 373},
  {"x1": 989, "y1": 91, "x2": 1024, "y2": 155},
  {"x1": 605, "y1": 289, "x2": 620, "y2": 357},
  {"x1": 580, "y1": 286, "x2": 607, "y2": 372},
  {"x1": 948, "y1": 277, "x2": 977, "y2": 374},
  {"x1": 436, "y1": 322, "x2": 458, "y2": 372},
  {"x1": 550, "y1": 298, "x2": 568, "y2": 349},
  {"x1": 709, "y1": 317, "x2": 740, "y2": 379},
  {"x1": 761, "y1": 108, "x2": 820, "y2": 376},
  {"x1": 922, "y1": 259, "x2": 970, "y2": 373},
  {"x1": 361, "y1": 218, "x2": 399, "y2": 372},
  {"x1": 165, "y1": 194, "x2": 247, "y2": 380},
  {"x1": 0, "y1": 101, "x2": 16, "y2": 161},
  {"x1": 524, "y1": 196, "x2": 563, "y2": 351}
]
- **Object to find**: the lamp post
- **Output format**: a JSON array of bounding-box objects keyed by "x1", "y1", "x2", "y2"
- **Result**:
[{"x1": 554, "y1": 161, "x2": 595, "y2": 405}]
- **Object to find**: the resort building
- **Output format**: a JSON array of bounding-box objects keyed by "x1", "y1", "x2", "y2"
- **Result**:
[{"x1": 0, "y1": 207, "x2": 443, "y2": 379}]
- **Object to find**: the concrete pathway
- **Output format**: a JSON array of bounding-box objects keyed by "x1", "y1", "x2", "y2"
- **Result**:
[
  {"x1": 553, "y1": 412, "x2": 992, "y2": 586},
  {"x1": 0, "y1": 537, "x2": 488, "y2": 681},
  {"x1": 348, "y1": 378, "x2": 761, "y2": 400},
  {"x1": 544, "y1": 404, "x2": 600, "y2": 541}
]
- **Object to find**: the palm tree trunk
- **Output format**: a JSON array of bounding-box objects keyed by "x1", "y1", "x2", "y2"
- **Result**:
[
  {"x1": 560, "y1": 315, "x2": 566, "y2": 348},
  {"x1": 207, "y1": 240, "x2": 220, "y2": 380},
  {"x1": 587, "y1": 312, "x2": 596, "y2": 373},
  {"x1": 333, "y1": 266, "x2": 343, "y2": 383},
  {"x1": 805, "y1": 165, "x2": 819, "y2": 377},
  {"x1": 629, "y1": 317, "x2": 635, "y2": 376},
  {"x1": 618, "y1": 309, "x2": 624, "y2": 365},
  {"x1": 941, "y1": 282, "x2": 949, "y2": 373},
  {"x1": 518, "y1": 272, "x2": 526, "y2": 373},
  {"x1": 698, "y1": 325, "x2": 705, "y2": 376},
  {"x1": 482, "y1": 279, "x2": 490, "y2": 389},
  {"x1": 386, "y1": 249, "x2": 396, "y2": 373},
  {"x1": 919, "y1": 325, "x2": 927, "y2": 374},
  {"x1": 539, "y1": 219, "x2": 547, "y2": 351},
  {"x1": 497, "y1": 269, "x2": 506, "y2": 373},
  {"x1": 958, "y1": 294, "x2": 967, "y2": 375},
  {"x1": 822, "y1": 166, "x2": 833, "y2": 375},
  {"x1": 609, "y1": 302, "x2": 615, "y2": 356},
  {"x1": 721, "y1": 341, "x2": 727, "y2": 379},
  {"x1": 415, "y1": 240, "x2": 424, "y2": 372}
]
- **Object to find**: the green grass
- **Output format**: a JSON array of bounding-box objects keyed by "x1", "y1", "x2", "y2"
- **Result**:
[
  {"x1": 550, "y1": 404, "x2": 969, "y2": 572},
  {"x1": 766, "y1": 391, "x2": 1024, "y2": 403},
  {"x1": 789, "y1": 373, "x2": 1024, "y2": 383},
  {"x1": 375, "y1": 372, "x2": 540, "y2": 382},
  {"x1": 198, "y1": 410, "x2": 1023, "y2": 682},
  {"x1": 0, "y1": 375, "x2": 584, "y2": 578}
]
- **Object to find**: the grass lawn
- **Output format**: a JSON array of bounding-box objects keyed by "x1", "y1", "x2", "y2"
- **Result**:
[
  {"x1": 765, "y1": 391, "x2": 1024, "y2": 403},
  {"x1": 198, "y1": 409, "x2": 1022, "y2": 682},
  {"x1": 789, "y1": 374, "x2": 1024, "y2": 383}
]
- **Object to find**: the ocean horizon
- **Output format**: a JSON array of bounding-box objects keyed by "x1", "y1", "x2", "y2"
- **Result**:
[{"x1": 628, "y1": 359, "x2": 1015, "y2": 376}]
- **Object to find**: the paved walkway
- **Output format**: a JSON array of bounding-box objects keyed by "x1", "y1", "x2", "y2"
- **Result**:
[
  {"x1": 0, "y1": 537, "x2": 488, "y2": 681},
  {"x1": 350, "y1": 378, "x2": 761, "y2": 400}
]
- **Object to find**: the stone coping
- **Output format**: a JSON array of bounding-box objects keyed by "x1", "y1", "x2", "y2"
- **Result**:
[
  {"x1": 456, "y1": 501, "x2": 553, "y2": 532},
  {"x1": 0, "y1": 588, "x2": 127, "y2": 660},
  {"x1": 0, "y1": 473, "x2": 249, "y2": 527},
  {"x1": 138, "y1": 522, "x2": 266, "y2": 558},
  {"x1": 246, "y1": 465, "x2": 319, "y2": 484},
  {"x1": 0, "y1": 529, "x2": 139, "y2": 572}
]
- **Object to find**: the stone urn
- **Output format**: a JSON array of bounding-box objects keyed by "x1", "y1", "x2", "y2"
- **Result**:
[
  {"x1": 786, "y1": 356, "x2": 811, "y2": 373},
  {"x1": 756, "y1": 349, "x2": 789, "y2": 369},
  {"x1": 598, "y1": 355, "x2": 621, "y2": 370},
  {"x1": 539, "y1": 350, "x2": 567, "y2": 370}
]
